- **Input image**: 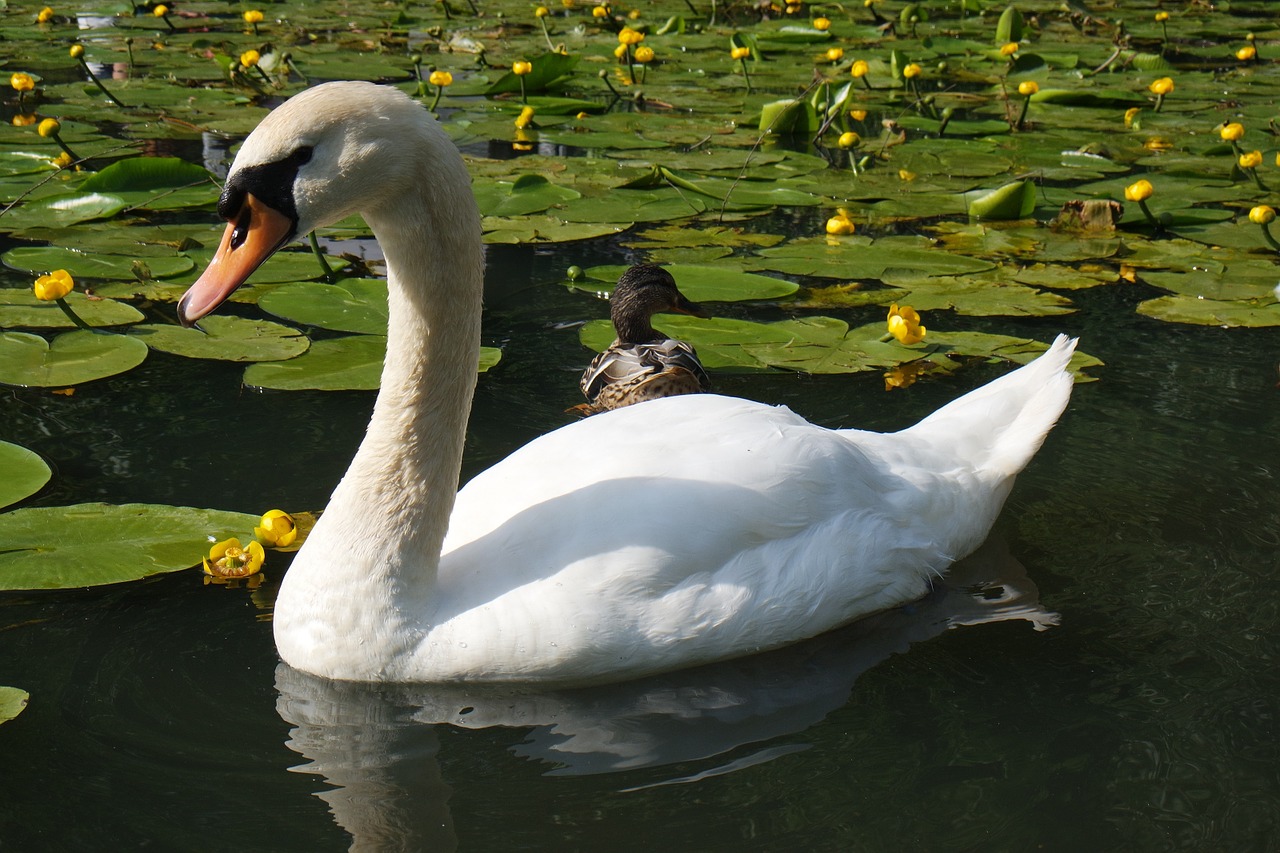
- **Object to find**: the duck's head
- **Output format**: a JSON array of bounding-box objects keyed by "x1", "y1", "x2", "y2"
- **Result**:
[
  {"x1": 178, "y1": 82, "x2": 444, "y2": 326},
  {"x1": 610, "y1": 264, "x2": 705, "y2": 344}
]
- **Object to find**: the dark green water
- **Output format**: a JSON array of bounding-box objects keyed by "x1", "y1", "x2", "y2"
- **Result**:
[{"x1": 1, "y1": 240, "x2": 1277, "y2": 851}]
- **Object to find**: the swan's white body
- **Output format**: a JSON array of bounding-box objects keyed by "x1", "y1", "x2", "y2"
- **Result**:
[{"x1": 182, "y1": 82, "x2": 1076, "y2": 685}]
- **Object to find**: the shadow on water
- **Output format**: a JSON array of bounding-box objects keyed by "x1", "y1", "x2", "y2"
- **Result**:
[{"x1": 274, "y1": 535, "x2": 1054, "y2": 850}]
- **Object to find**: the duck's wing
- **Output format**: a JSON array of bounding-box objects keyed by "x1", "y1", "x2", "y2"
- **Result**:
[{"x1": 581, "y1": 340, "x2": 711, "y2": 403}]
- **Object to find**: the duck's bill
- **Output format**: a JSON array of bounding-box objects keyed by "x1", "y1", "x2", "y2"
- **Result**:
[
  {"x1": 177, "y1": 193, "x2": 296, "y2": 326},
  {"x1": 672, "y1": 293, "x2": 709, "y2": 318}
]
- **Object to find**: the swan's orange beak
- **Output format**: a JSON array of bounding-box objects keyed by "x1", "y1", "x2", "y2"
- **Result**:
[{"x1": 177, "y1": 193, "x2": 295, "y2": 327}]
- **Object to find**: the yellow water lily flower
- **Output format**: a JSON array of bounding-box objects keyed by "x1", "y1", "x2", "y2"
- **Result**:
[
  {"x1": 535, "y1": 5, "x2": 549, "y2": 16},
  {"x1": 999, "y1": 42, "x2": 1019, "y2": 57},
  {"x1": 1124, "y1": 107, "x2": 1141, "y2": 127},
  {"x1": 243, "y1": 9, "x2": 264, "y2": 23},
  {"x1": 37, "y1": 7, "x2": 55, "y2": 23},
  {"x1": 902, "y1": 63, "x2": 922, "y2": 78},
  {"x1": 152, "y1": 4, "x2": 168, "y2": 16},
  {"x1": 849, "y1": 109, "x2": 867, "y2": 121},
  {"x1": 1017, "y1": 80, "x2": 1038, "y2": 96},
  {"x1": 617, "y1": 26, "x2": 643, "y2": 45},
  {"x1": 514, "y1": 105, "x2": 536, "y2": 129},
  {"x1": 887, "y1": 304, "x2": 925, "y2": 345},
  {"x1": 613, "y1": 43, "x2": 627, "y2": 59},
  {"x1": 898, "y1": 168, "x2": 917, "y2": 182},
  {"x1": 1249, "y1": 205, "x2": 1276, "y2": 225},
  {"x1": 37, "y1": 118, "x2": 60, "y2": 138},
  {"x1": 33, "y1": 269, "x2": 74, "y2": 301},
  {"x1": 240, "y1": 49, "x2": 260, "y2": 68},
  {"x1": 1154, "y1": 11, "x2": 1169, "y2": 22},
  {"x1": 837, "y1": 131, "x2": 860, "y2": 148},
  {"x1": 51, "y1": 151, "x2": 72, "y2": 169},
  {"x1": 70, "y1": 44, "x2": 85, "y2": 59},
  {"x1": 254, "y1": 509, "x2": 298, "y2": 548},
  {"x1": 1237, "y1": 45, "x2": 1256, "y2": 61},
  {"x1": 10, "y1": 72, "x2": 35, "y2": 93},
  {"x1": 850, "y1": 59, "x2": 868, "y2": 78},
  {"x1": 635, "y1": 46, "x2": 654, "y2": 63},
  {"x1": 730, "y1": 46, "x2": 750, "y2": 61},
  {"x1": 203, "y1": 538, "x2": 266, "y2": 579},
  {"x1": 825, "y1": 216, "x2": 855, "y2": 236},
  {"x1": 11, "y1": 114, "x2": 36, "y2": 126},
  {"x1": 1238, "y1": 150, "x2": 1263, "y2": 169},
  {"x1": 512, "y1": 60, "x2": 532, "y2": 75},
  {"x1": 812, "y1": 16, "x2": 830, "y2": 30},
  {"x1": 1124, "y1": 179, "x2": 1154, "y2": 202},
  {"x1": 1148, "y1": 77, "x2": 1174, "y2": 96},
  {"x1": 428, "y1": 70, "x2": 453, "y2": 87},
  {"x1": 825, "y1": 47, "x2": 844, "y2": 62},
  {"x1": 591, "y1": 4, "x2": 608, "y2": 16},
  {"x1": 1219, "y1": 122, "x2": 1244, "y2": 142}
]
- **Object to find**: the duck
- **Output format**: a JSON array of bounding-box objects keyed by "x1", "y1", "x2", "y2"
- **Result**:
[
  {"x1": 579, "y1": 263, "x2": 712, "y2": 413},
  {"x1": 178, "y1": 81, "x2": 1078, "y2": 686}
]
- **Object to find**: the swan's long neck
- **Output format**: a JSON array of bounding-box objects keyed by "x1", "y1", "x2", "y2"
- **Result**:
[{"x1": 308, "y1": 148, "x2": 483, "y2": 600}]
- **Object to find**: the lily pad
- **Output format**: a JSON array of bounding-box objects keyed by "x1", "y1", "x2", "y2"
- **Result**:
[
  {"x1": 474, "y1": 174, "x2": 582, "y2": 217},
  {"x1": 0, "y1": 441, "x2": 51, "y2": 510},
  {"x1": 0, "y1": 330, "x2": 149, "y2": 387},
  {"x1": 576, "y1": 264, "x2": 798, "y2": 302},
  {"x1": 129, "y1": 316, "x2": 311, "y2": 362},
  {"x1": 0, "y1": 687, "x2": 28, "y2": 725},
  {"x1": 0, "y1": 503, "x2": 260, "y2": 590},
  {"x1": 2, "y1": 246, "x2": 195, "y2": 281},
  {"x1": 243, "y1": 336, "x2": 502, "y2": 391},
  {"x1": 0, "y1": 291, "x2": 145, "y2": 329},
  {"x1": 1136, "y1": 295, "x2": 1280, "y2": 328},
  {"x1": 258, "y1": 279, "x2": 390, "y2": 335}
]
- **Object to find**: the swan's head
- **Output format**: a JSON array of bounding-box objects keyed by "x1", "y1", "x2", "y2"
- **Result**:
[{"x1": 178, "y1": 81, "x2": 447, "y2": 325}]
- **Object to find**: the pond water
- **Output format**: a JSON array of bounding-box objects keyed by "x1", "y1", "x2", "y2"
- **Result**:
[{"x1": 1, "y1": 234, "x2": 1277, "y2": 850}]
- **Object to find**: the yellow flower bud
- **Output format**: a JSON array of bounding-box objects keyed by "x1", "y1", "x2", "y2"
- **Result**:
[
  {"x1": 1000, "y1": 42, "x2": 1019, "y2": 56},
  {"x1": 33, "y1": 269, "x2": 74, "y2": 301},
  {"x1": 825, "y1": 213, "x2": 855, "y2": 236},
  {"x1": 618, "y1": 26, "x2": 643, "y2": 45},
  {"x1": 37, "y1": 117, "x2": 60, "y2": 138},
  {"x1": 1154, "y1": 11, "x2": 1169, "y2": 22},
  {"x1": 730, "y1": 46, "x2": 750, "y2": 61},
  {"x1": 10, "y1": 72, "x2": 35, "y2": 93},
  {"x1": 850, "y1": 59, "x2": 868, "y2": 78},
  {"x1": 1124, "y1": 179, "x2": 1154, "y2": 202},
  {"x1": 37, "y1": 7, "x2": 54, "y2": 23},
  {"x1": 902, "y1": 63, "x2": 921, "y2": 79},
  {"x1": 849, "y1": 109, "x2": 867, "y2": 121},
  {"x1": 1236, "y1": 45, "x2": 1257, "y2": 61},
  {"x1": 825, "y1": 47, "x2": 844, "y2": 62},
  {"x1": 51, "y1": 151, "x2": 72, "y2": 169},
  {"x1": 1238, "y1": 150, "x2": 1263, "y2": 169},
  {"x1": 152, "y1": 4, "x2": 168, "y2": 16},
  {"x1": 534, "y1": 5, "x2": 549, "y2": 15},
  {"x1": 254, "y1": 510, "x2": 298, "y2": 548},
  {"x1": 512, "y1": 60, "x2": 533, "y2": 75},
  {"x1": 1124, "y1": 107, "x2": 1141, "y2": 127},
  {"x1": 1018, "y1": 80, "x2": 1039, "y2": 96},
  {"x1": 514, "y1": 105, "x2": 535, "y2": 128},
  {"x1": 240, "y1": 49, "x2": 260, "y2": 68},
  {"x1": 11, "y1": 114, "x2": 37, "y2": 127},
  {"x1": 634, "y1": 45, "x2": 654, "y2": 63},
  {"x1": 837, "y1": 131, "x2": 859, "y2": 148},
  {"x1": 613, "y1": 43, "x2": 627, "y2": 59},
  {"x1": 1249, "y1": 205, "x2": 1276, "y2": 225},
  {"x1": 69, "y1": 44, "x2": 85, "y2": 59},
  {"x1": 886, "y1": 304, "x2": 925, "y2": 345},
  {"x1": 428, "y1": 70, "x2": 453, "y2": 87},
  {"x1": 243, "y1": 9, "x2": 264, "y2": 23},
  {"x1": 812, "y1": 16, "x2": 830, "y2": 30},
  {"x1": 1219, "y1": 122, "x2": 1245, "y2": 142},
  {"x1": 592, "y1": 5, "x2": 608, "y2": 17},
  {"x1": 898, "y1": 168, "x2": 917, "y2": 182},
  {"x1": 1148, "y1": 77, "x2": 1174, "y2": 96}
]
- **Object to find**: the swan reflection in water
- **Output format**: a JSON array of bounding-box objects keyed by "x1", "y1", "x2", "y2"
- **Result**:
[{"x1": 275, "y1": 536, "x2": 1056, "y2": 850}]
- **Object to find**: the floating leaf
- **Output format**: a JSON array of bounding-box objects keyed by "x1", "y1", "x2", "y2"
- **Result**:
[
  {"x1": 243, "y1": 336, "x2": 501, "y2": 391},
  {"x1": 130, "y1": 316, "x2": 311, "y2": 362},
  {"x1": 0, "y1": 687, "x2": 28, "y2": 725},
  {"x1": 576, "y1": 264, "x2": 798, "y2": 302},
  {"x1": 1136, "y1": 296, "x2": 1280, "y2": 328},
  {"x1": 0, "y1": 291, "x2": 145, "y2": 329},
  {"x1": 19, "y1": 192, "x2": 129, "y2": 226},
  {"x1": 964, "y1": 180, "x2": 1036, "y2": 220},
  {"x1": 484, "y1": 52, "x2": 580, "y2": 95},
  {"x1": 79, "y1": 156, "x2": 214, "y2": 193},
  {"x1": 0, "y1": 330, "x2": 149, "y2": 387},
  {"x1": 0, "y1": 503, "x2": 259, "y2": 590},
  {"x1": 259, "y1": 279, "x2": 389, "y2": 335},
  {"x1": 474, "y1": 174, "x2": 581, "y2": 217},
  {"x1": 2, "y1": 246, "x2": 195, "y2": 281},
  {"x1": 0, "y1": 442, "x2": 50, "y2": 510}
]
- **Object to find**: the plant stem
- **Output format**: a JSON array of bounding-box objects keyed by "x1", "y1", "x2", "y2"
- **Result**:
[
  {"x1": 77, "y1": 57, "x2": 127, "y2": 108},
  {"x1": 55, "y1": 297, "x2": 94, "y2": 331},
  {"x1": 308, "y1": 231, "x2": 336, "y2": 281}
]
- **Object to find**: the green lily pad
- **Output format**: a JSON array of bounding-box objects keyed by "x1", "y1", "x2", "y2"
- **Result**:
[
  {"x1": 965, "y1": 180, "x2": 1036, "y2": 220},
  {"x1": 78, "y1": 156, "x2": 213, "y2": 193},
  {"x1": 129, "y1": 316, "x2": 311, "y2": 362},
  {"x1": 0, "y1": 441, "x2": 51, "y2": 510},
  {"x1": 243, "y1": 336, "x2": 501, "y2": 391},
  {"x1": 485, "y1": 52, "x2": 580, "y2": 95},
  {"x1": 1136, "y1": 295, "x2": 1280, "y2": 327},
  {"x1": 576, "y1": 264, "x2": 798, "y2": 302},
  {"x1": 0, "y1": 503, "x2": 260, "y2": 590},
  {"x1": 0, "y1": 291, "x2": 145, "y2": 329},
  {"x1": 749, "y1": 237, "x2": 997, "y2": 280},
  {"x1": 2, "y1": 246, "x2": 195, "y2": 281},
  {"x1": 258, "y1": 279, "x2": 389, "y2": 334},
  {"x1": 19, "y1": 192, "x2": 130, "y2": 226},
  {"x1": 0, "y1": 687, "x2": 29, "y2": 725},
  {"x1": 474, "y1": 174, "x2": 582, "y2": 217},
  {"x1": 0, "y1": 330, "x2": 149, "y2": 387}
]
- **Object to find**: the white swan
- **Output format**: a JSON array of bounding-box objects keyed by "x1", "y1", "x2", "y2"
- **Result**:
[{"x1": 179, "y1": 81, "x2": 1077, "y2": 686}]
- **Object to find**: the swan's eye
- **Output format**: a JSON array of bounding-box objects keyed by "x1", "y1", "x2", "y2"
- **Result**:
[{"x1": 293, "y1": 146, "x2": 313, "y2": 166}]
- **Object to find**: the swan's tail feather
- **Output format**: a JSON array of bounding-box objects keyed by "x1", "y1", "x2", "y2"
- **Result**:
[{"x1": 903, "y1": 335, "x2": 1077, "y2": 480}]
